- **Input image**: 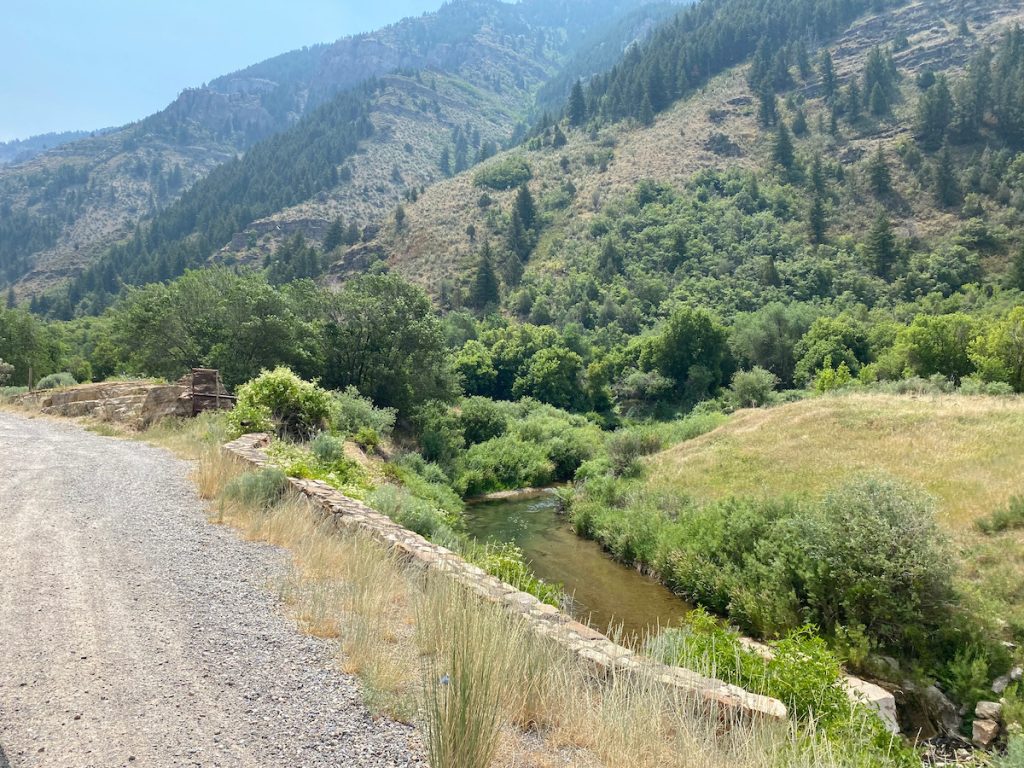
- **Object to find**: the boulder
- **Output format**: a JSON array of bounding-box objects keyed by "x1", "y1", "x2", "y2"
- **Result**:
[
  {"x1": 975, "y1": 700, "x2": 1003, "y2": 722},
  {"x1": 843, "y1": 676, "x2": 900, "y2": 734},
  {"x1": 972, "y1": 718, "x2": 1000, "y2": 749},
  {"x1": 918, "y1": 684, "x2": 961, "y2": 736}
]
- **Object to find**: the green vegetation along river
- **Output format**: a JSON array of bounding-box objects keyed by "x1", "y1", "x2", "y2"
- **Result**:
[{"x1": 463, "y1": 492, "x2": 691, "y2": 642}]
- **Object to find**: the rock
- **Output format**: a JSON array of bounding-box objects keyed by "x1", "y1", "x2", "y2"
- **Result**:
[
  {"x1": 921, "y1": 684, "x2": 961, "y2": 736},
  {"x1": 993, "y1": 675, "x2": 1011, "y2": 695},
  {"x1": 976, "y1": 701, "x2": 1003, "y2": 721},
  {"x1": 972, "y1": 717, "x2": 1000, "y2": 749},
  {"x1": 843, "y1": 676, "x2": 900, "y2": 734},
  {"x1": 1012, "y1": 666, "x2": 1023, "y2": 682}
]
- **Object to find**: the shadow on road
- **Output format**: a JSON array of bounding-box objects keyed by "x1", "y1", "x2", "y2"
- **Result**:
[{"x1": 0, "y1": 742, "x2": 10, "y2": 768}]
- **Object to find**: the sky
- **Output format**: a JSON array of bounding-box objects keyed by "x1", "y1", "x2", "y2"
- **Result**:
[{"x1": 0, "y1": 1, "x2": 444, "y2": 142}]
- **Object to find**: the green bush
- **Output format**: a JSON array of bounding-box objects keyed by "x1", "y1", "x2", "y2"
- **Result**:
[
  {"x1": 331, "y1": 386, "x2": 396, "y2": 438},
  {"x1": 455, "y1": 435, "x2": 554, "y2": 496},
  {"x1": 473, "y1": 157, "x2": 532, "y2": 190},
  {"x1": 0, "y1": 358, "x2": 13, "y2": 385},
  {"x1": 35, "y1": 372, "x2": 77, "y2": 390},
  {"x1": 353, "y1": 426, "x2": 380, "y2": 453},
  {"x1": 223, "y1": 468, "x2": 289, "y2": 510},
  {"x1": 730, "y1": 367, "x2": 779, "y2": 408},
  {"x1": 940, "y1": 645, "x2": 993, "y2": 719},
  {"x1": 368, "y1": 484, "x2": 460, "y2": 547},
  {"x1": 995, "y1": 736, "x2": 1024, "y2": 768},
  {"x1": 458, "y1": 396, "x2": 509, "y2": 445},
  {"x1": 228, "y1": 367, "x2": 333, "y2": 439},
  {"x1": 463, "y1": 540, "x2": 563, "y2": 607},
  {"x1": 310, "y1": 432, "x2": 345, "y2": 464},
  {"x1": 606, "y1": 429, "x2": 663, "y2": 477},
  {"x1": 976, "y1": 496, "x2": 1024, "y2": 534}
]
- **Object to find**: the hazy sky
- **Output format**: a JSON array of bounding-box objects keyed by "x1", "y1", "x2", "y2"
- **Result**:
[{"x1": 1, "y1": 1, "x2": 443, "y2": 141}]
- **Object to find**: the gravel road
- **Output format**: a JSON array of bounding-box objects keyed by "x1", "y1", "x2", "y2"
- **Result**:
[{"x1": 0, "y1": 411, "x2": 424, "y2": 768}]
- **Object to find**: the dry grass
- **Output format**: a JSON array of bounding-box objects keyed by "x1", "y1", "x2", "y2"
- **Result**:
[
  {"x1": 191, "y1": 444, "x2": 907, "y2": 768},
  {"x1": 649, "y1": 392, "x2": 1024, "y2": 528}
]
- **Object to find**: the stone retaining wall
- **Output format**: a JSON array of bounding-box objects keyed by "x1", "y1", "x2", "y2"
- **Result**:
[{"x1": 224, "y1": 433, "x2": 788, "y2": 723}]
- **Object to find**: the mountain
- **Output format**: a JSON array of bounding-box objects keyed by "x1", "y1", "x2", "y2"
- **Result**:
[
  {"x1": 1, "y1": 0, "x2": 672, "y2": 306},
  {"x1": 0, "y1": 129, "x2": 115, "y2": 166},
  {"x1": 356, "y1": 0, "x2": 1024, "y2": 315}
]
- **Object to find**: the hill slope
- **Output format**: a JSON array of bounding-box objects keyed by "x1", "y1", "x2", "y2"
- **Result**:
[
  {"x1": 648, "y1": 392, "x2": 1024, "y2": 526},
  {"x1": 360, "y1": 0, "x2": 1024, "y2": 307}
]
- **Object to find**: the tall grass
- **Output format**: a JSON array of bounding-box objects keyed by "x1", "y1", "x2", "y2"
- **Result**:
[{"x1": 191, "y1": 442, "x2": 917, "y2": 768}]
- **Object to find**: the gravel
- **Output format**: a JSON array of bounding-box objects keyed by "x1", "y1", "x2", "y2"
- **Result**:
[{"x1": 0, "y1": 412, "x2": 425, "y2": 768}]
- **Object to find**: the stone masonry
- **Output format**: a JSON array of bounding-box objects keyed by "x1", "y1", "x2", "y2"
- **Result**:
[{"x1": 223, "y1": 433, "x2": 789, "y2": 723}]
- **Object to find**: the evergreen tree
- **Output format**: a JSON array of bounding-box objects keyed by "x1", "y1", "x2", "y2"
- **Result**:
[
  {"x1": 506, "y1": 208, "x2": 531, "y2": 261},
  {"x1": 796, "y1": 40, "x2": 811, "y2": 80},
  {"x1": 867, "y1": 146, "x2": 892, "y2": 197},
  {"x1": 792, "y1": 107, "x2": 808, "y2": 136},
  {"x1": 439, "y1": 146, "x2": 452, "y2": 176},
  {"x1": 845, "y1": 81, "x2": 862, "y2": 123},
  {"x1": 761, "y1": 254, "x2": 782, "y2": 286},
  {"x1": 865, "y1": 209, "x2": 897, "y2": 277},
  {"x1": 820, "y1": 49, "x2": 837, "y2": 104},
  {"x1": 772, "y1": 120, "x2": 795, "y2": 170},
  {"x1": 515, "y1": 184, "x2": 536, "y2": 232},
  {"x1": 552, "y1": 125, "x2": 568, "y2": 147},
  {"x1": 6, "y1": 287, "x2": 15, "y2": 309},
  {"x1": 568, "y1": 80, "x2": 587, "y2": 127},
  {"x1": 916, "y1": 74, "x2": 953, "y2": 150},
  {"x1": 933, "y1": 144, "x2": 961, "y2": 207},
  {"x1": 870, "y1": 83, "x2": 889, "y2": 116},
  {"x1": 809, "y1": 153, "x2": 826, "y2": 195},
  {"x1": 809, "y1": 193, "x2": 827, "y2": 244},
  {"x1": 395, "y1": 204, "x2": 406, "y2": 230},
  {"x1": 323, "y1": 217, "x2": 345, "y2": 252},
  {"x1": 469, "y1": 244, "x2": 500, "y2": 310},
  {"x1": 758, "y1": 83, "x2": 778, "y2": 127}
]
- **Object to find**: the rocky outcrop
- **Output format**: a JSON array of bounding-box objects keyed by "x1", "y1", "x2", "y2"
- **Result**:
[{"x1": 224, "y1": 432, "x2": 790, "y2": 725}]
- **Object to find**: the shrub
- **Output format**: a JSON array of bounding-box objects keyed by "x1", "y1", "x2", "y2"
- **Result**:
[
  {"x1": 976, "y1": 496, "x2": 1024, "y2": 534},
  {"x1": 223, "y1": 468, "x2": 289, "y2": 510},
  {"x1": 0, "y1": 358, "x2": 13, "y2": 385},
  {"x1": 35, "y1": 372, "x2": 77, "y2": 390},
  {"x1": 940, "y1": 645, "x2": 993, "y2": 718},
  {"x1": 368, "y1": 484, "x2": 459, "y2": 547},
  {"x1": 730, "y1": 367, "x2": 779, "y2": 408},
  {"x1": 455, "y1": 435, "x2": 554, "y2": 496},
  {"x1": 228, "y1": 367, "x2": 333, "y2": 439},
  {"x1": 463, "y1": 540, "x2": 562, "y2": 607},
  {"x1": 457, "y1": 397, "x2": 509, "y2": 445},
  {"x1": 606, "y1": 429, "x2": 663, "y2": 477},
  {"x1": 353, "y1": 426, "x2": 380, "y2": 453},
  {"x1": 331, "y1": 386, "x2": 396, "y2": 438},
  {"x1": 995, "y1": 735, "x2": 1024, "y2": 768},
  {"x1": 310, "y1": 432, "x2": 345, "y2": 464},
  {"x1": 473, "y1": 157, "x2": 531, "y2": 190}
]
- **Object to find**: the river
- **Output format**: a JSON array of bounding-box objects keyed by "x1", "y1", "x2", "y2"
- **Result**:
[{"x1": 463, "y1": 491, "x2": 691, "y2": 644}]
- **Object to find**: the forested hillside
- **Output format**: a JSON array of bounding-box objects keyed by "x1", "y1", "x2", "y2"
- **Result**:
[{"x1": 0, "y1": 0, "x2": 664, "y2": 306}]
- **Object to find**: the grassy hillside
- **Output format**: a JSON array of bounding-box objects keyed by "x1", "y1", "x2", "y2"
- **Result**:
[{"x1": 648, "y1": 392, "x2": 1024, "y2": 527}]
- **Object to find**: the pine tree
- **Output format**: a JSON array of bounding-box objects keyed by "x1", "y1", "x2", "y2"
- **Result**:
[
  {"x1": 796, "y1": 40, "x2": 811, "y2": 80},
  {"x1": 439, "y1": 146, "x2": 451, "y2": 176},
  {"x1": 809, "y1": 154, "x2": 826, "y2": 195},
  {"x1": 809, "y1": 193, "x2": 828, "y2": 244},
  {"x1": 866, "y1": 209, "x2": 897, "y2": 277},
  {"x1": 5, "y1": 287, "x2": 15, "y2": 309},
  {"x1": 845, "y1": 81, "x2": 862, "y2": 123},
  {"x1": 323, "y1": 217, "x2": 345, "y2": 252},
  {"x1": 552, "y1": 125, "x2": 568, "y2": 147},
  {"x1": 469, "y1": 244, "x2": 500, "y2": 310},
  {"x1": 515, "y1": 184, "x2": 536, "y2": 232},
  {"x1": 761, "y1": 254, "x2": 782, "y2": 286},
  {"x1": 869, "y1": 82, "x2": 889, "y2": 116},
  {"x1": 568, "y1": 80, "x2": 587, "y2": 127},
  {"x1": 933, "y1": 144, "x2": 961, "y2": 207},
  {"x1": 820, "y1": 49, "x2": 837, "y2": 103},
  {"x1": 507, "y1": 208, "x2": 531, "y2": 261},
  {"x1": 772, "y1": 120, "x2": 795, "y2": 170},
  {"x1": 867, "y1": 146, "x2": 891, "y2": 197},
  {"x1": 916, "y1": 74, "x2": 953, "y2": 150},
  {"x1": 757, "y1": 83, "x2": 777, "y2": 127},
  {"x1": 395, "y1": 204, "x2": 406, "y2": 229},
  {"x1": 792, "y1": 107, "x2": 808, "y2": 136}
]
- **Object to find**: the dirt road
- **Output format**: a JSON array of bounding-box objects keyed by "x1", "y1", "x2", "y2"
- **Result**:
[{"x1": 0, "y1": 412, "x2": 423, "y2": 767}]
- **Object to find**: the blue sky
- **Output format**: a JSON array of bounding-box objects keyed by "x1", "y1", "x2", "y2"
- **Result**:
[{"x1": 1, "y1": 1, "x2": 443, "y2": 141}]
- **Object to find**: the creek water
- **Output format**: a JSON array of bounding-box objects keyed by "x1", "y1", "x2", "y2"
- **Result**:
[{"x1": 463, "y1": 492, "x2": 692, "y2": 643}]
